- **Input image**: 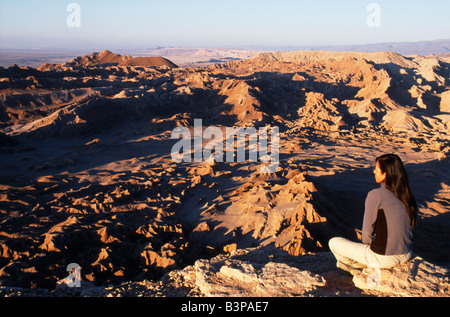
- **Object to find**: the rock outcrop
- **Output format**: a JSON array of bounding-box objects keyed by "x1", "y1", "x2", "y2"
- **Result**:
[
  {"x1": 39, "y1": 50, "x2": 178, "y2": 70},
  {"x1": 169, "y1": 246, "x2": 449, "y2": 297},
  {"x1": 2, "y1": 245, "x2": 448, "y2": 297}
]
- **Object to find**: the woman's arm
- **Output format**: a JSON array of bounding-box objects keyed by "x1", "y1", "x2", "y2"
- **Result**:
[{"x1": 361, "y1": 190, "x2": 380, "y2": 244}]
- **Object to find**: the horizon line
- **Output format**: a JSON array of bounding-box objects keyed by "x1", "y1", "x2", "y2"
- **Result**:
[{"x1": 1, "y1": 38, "x2": 449, "y2": 53}]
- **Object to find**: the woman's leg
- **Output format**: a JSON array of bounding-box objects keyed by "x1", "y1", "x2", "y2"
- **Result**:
[
  {"x1": 328, "y1": 237, "x2": 372, "y2": 271},
  {"x1": 371, "y1": 252, "x2": 412, "y2": 269},
  {"x1": 329, "y1": 237, "x2": 412, "y2": 271}
]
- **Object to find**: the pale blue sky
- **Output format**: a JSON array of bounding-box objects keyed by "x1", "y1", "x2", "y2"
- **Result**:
[{"x1": 0, "y1": 0, "x2": 449, "y2": 49}]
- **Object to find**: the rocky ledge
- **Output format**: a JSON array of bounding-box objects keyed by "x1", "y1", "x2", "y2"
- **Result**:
[{"x1": 1, "y1": 245, "x2": 448, "y2": 297}]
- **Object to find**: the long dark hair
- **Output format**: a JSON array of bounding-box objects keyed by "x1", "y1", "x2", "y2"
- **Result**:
[{"x1": 376, "y1": 154, "x2": 418, "y2": 227}]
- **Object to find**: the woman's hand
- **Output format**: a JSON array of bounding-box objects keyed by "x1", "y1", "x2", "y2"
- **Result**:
[{"x1": 355, "y1": 229, "x2": 362, "y2": 241}]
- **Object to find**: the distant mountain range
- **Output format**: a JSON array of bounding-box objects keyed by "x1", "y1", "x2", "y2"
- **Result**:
[
  {"x1": 0, "y1": 39, "x2": 449, "y2": 68},
  {"x1": 244, "y1": 39, "x2": 450, "y2": 57},
  {"x1": 318, "y1": 39, "x2": 450, "y2": 56}
]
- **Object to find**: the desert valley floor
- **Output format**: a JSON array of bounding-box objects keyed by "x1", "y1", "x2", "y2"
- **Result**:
[{"x1": 0, "y1": 50, "x2": 449, "y2": 296}]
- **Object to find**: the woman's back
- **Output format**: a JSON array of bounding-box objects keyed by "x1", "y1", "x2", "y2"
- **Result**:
[{"x1": 363, "y1": 185, "x2": 413, "y2": 256}]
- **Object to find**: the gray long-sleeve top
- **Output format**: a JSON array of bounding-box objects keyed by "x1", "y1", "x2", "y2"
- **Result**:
[{"x1": 362, "y1": 185, "x2": 413, "y2": 256}]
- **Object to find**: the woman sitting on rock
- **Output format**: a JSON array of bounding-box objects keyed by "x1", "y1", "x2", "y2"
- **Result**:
[{"x1": 329, "y1": 154, "x2": 417, "y2": 273}]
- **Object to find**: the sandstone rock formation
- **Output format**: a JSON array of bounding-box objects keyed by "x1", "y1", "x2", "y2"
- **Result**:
[
  {"x1": 38, "y1": 50, "x2": 178, "y2": 70},
  {"x1": 2, "y1": 245, "x2": 448, "y2": 297},
  {"x1": 167, "y1": 246, "x2": 449, "y2": 297},
  {"x1": 0, "y1": 50, "x2": 449, "y2": 296}
]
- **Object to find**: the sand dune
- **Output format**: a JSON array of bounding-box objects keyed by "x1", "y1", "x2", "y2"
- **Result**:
[{"x1": 0, "y1": 50, "x2": 449, "y2": 296}]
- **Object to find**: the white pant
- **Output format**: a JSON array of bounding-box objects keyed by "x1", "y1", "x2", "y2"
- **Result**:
[{"x1": 329, "y1": 237, "x2": 412, "y2": 270}]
